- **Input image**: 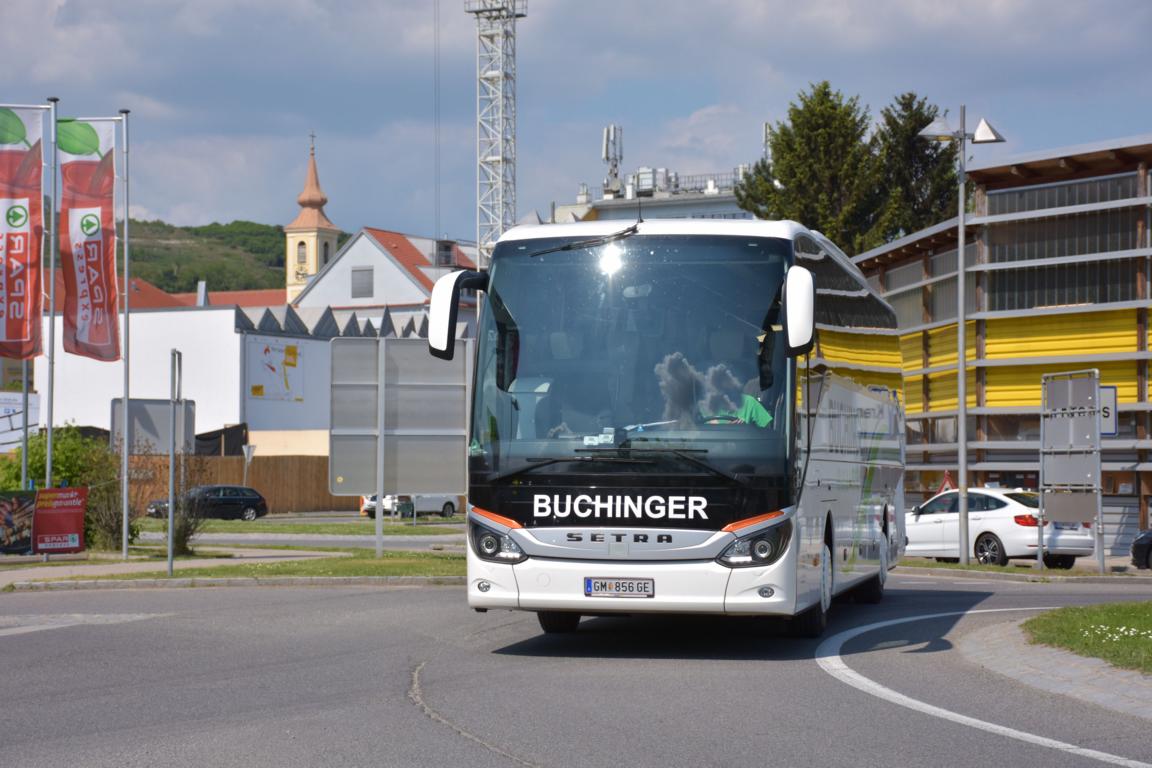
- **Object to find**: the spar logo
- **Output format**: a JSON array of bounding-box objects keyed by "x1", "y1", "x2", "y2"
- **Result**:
[
  {"x1": 5, "y1": 204, "x2": 28, "y2": 228},
  {"x1": 79, "y1": 213, "x2": 100, "y2": 237}
]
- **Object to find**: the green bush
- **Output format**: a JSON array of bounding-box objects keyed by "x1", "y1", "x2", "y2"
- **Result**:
[{"x1": 0, "y1": 426, "x2": 138, "y2": 551}]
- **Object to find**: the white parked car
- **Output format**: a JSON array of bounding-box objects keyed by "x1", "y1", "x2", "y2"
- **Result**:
[
  {"x1": 360, "y1": 494, "x2": 460, "y2": 519},
  {"x1": 905, "y1": 488, "x2": 1094, "y2": 568}
]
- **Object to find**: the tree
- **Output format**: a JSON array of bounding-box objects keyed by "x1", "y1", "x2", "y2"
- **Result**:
[
  {"x1": 735, "y1": 81, "x2": 881, "y2": 255},
  {"x1": 869, "y1": 93, "x2": 958, "y2": 243}
]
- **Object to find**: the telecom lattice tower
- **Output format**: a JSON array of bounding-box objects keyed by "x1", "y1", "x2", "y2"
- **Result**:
[{"x1": 465, "y1": 0, "x2": 526, "y2": 267}]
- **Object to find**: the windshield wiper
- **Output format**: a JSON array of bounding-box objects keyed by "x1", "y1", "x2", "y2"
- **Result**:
[
  {"x1": 527, "y1": 222, "x2": 639, "y2": 258},
  {"x1": 577, "y1": 445, "x2": 752, "y2": 488},
  {"x1": 487, "y1": 454, "x2": 653, "y2": 484}
]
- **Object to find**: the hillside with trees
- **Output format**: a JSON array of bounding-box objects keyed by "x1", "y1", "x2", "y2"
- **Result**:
[{"x1": 121, "y1": 219, "x2": 350, "y2": 293}]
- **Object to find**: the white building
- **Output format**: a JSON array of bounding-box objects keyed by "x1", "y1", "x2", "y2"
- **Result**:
[{"x1": 35, "y1": 143, "x2": 477, "y2": 457}]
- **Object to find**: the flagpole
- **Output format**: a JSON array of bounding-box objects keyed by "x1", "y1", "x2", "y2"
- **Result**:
[
  {"x1": 21, "y1": 360, "x2": 28, "y2": 489},
  {"x1": 45, "y1": 97, "x2": 58, "y2": 489},
  {"x1": 120, "y1": 109, "x2": 131, "y2": 559}
]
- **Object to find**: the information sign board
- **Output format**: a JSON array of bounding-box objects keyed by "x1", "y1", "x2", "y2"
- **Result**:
[{"x1": 329, "y1": 337, "x2": 470, "y2": 496}]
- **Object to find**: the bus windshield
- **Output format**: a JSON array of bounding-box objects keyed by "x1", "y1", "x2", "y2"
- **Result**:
[{"x1": 470, "y1": 234, "x2": 794, "y2": 494}]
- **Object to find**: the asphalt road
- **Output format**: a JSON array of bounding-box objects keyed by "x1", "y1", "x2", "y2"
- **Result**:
[{"x1": 1, "y1": 575, "x2": 1148, "y2": 768}]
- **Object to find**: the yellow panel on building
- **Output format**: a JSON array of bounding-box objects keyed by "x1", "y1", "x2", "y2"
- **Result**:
[
  {"x1": 900, "y1": 333, "x2": 922, "y2": 372},
  {"x1": 819, "y1": 329, "x2": 902, "y2": 368},
  {"x1": 984, "y1": 360, "x2": 1139, "y2": 407},
  {"x1": 985, "y1": 310, "x2": 1137, "y2": 359},
  {"x1": 927, "y1": 370, "x2": 976, "y2": 411},
  {"x1": 904, "y1": 375, "x2": 924, "y2": 411},
  {"x1": 926, "y1": 321, "x2": 976, "y2": 368}
]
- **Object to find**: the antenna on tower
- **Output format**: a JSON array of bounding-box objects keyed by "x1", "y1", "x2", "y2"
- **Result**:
[{"x1": 602, "y1": 124, "x2": 623, "y2": 198}]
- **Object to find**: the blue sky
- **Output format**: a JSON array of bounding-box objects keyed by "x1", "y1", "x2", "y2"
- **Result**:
[{"x1": 4, "y1": 0, "x2": 1151, "y2": 244}]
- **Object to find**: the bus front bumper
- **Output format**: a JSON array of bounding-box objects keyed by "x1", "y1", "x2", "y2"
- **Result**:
[{"x1": 467, "y1": 554, "x2": 797, "y2": 616}]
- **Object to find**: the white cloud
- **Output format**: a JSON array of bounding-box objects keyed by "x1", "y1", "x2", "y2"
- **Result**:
[
  {"x1": 112, "y1": 92, "x2": 181, "y2": 121},
  {"x1": 5, "y1": 0, "x2": 1150, "y2": 240}
]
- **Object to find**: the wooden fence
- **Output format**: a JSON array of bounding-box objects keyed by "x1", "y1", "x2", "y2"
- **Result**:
[{"x1": 129, "y1": 455, "x2": 358, "y2": 515}]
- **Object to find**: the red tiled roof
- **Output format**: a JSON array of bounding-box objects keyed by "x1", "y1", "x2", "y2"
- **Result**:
[
  {"x1": 364, "y1": 228, "x2": 436, "y2": 290},
  {"x1": 362, "y1": 228, "x2": 477, "y2": 291},
  {"x1": 171, "y1": 288, "x2": 287, "y2": 307},
  {"x1": 453, "y1": 243, "x2": 477, "y2": 269},
  {"x1": 44, "y1": 271, "x2": 186, "y2": 310}
]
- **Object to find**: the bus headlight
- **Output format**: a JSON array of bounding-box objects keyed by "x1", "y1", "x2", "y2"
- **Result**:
[
  {"x1": 718, "y1": 519, "x2": 792, "y2": 568},
  {"x1": 470, "y1": 522, "x2": 528, "y2": 564}
]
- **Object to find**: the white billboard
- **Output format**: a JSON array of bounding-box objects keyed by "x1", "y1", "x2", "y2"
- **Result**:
[{"x1": 246, "y1": 337, "x2": 304, "y2": 402}]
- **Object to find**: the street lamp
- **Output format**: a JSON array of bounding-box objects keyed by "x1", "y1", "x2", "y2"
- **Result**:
[{"x1": 919, "y1": 105, "x2": 1005, "y2": 565}]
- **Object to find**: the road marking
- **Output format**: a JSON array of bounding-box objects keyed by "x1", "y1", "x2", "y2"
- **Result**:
[
  {"x1": 815, "y1": 608, "x2": 1152, "y2": 768},
  {"x1": 0, "y1": 613, "x2": 164, "y2": 638}
]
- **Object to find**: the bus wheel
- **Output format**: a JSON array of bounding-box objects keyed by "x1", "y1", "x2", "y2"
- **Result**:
[
  {"x1": 791, "y1": 542, "x2": 832, "y2": 638},
  {"x1": 856, "y1": 535, "x2": 887, "y2": 604},
  {"x1": 537, "y1": 611, "x2": 581, "y2": 634}
]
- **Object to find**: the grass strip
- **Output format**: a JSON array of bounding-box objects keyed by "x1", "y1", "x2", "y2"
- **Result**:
[
  {"x1": 0, "y1": 547, "x2": 235, "y2": 571},
  {"x1": 136, "y1": 518, "x2": 460, "y2": 536},
  {"x1": 1022, "y1": 601, "x2": 1152, "y2": 675},
  {"x1": 71, "y1": 549, "x2": 466, "y2": 581},
  {"x1": 897, "y1": 558, "x2": 1056, "y2": 574}
]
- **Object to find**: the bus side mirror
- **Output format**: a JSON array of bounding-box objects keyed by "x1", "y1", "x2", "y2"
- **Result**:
[
  {"x1": 782, "y1": 265, "x2": 814, "y2": 356},
  {"x1": 428, "y1": 270, "x2": 487, "y2": 360}
]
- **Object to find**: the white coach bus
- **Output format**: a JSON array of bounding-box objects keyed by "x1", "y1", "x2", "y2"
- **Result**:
[{"x1": 429, "y1": 219, "x2": 904, "y2": 637}]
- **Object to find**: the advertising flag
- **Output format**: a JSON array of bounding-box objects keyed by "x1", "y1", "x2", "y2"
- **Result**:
[
  {"x1": 59, "y1": 118, "x2": 120, "y2": 361},
  {"x1": 0, "y1": 108, "x2": 44, "y2": 359}
]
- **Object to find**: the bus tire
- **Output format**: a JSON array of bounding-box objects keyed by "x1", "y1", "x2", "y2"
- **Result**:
[
  {"x1": 791, "y1": 542, "x2": 832, "y2": 638},
  {"x1": 856, "y1": 535, "x2": 888, "y2": 604},
  {"x1": 537, "y1": 611, "x2": 581, "y2": 634}
]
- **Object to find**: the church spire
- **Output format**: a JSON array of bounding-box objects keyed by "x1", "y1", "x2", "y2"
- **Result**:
[
  {"x1": 287, "y1": 133, "x2": 336, "y2": 230},
  {"x1": 285, "y1": 133, "x2": 340, "y2": 302}
]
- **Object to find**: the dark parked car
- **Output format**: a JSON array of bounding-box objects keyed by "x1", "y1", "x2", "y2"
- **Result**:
[
  {"x1": 1132, "y1": 529, "x2": 1152, "y2": 570},
  {"x1": 146, "y1": 485, "x2": 268, "y2": 521}
]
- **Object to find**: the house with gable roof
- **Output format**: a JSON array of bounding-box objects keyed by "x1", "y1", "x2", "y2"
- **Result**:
[{"x1": 291, "y1": 226, "x2": 479, "y2": 338}]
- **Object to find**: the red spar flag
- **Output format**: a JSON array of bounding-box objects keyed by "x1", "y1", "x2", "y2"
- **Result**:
[
  {"x1": 0, "y1": 107, "x2": 44, "y2": 359},
  {"x1": 59, "y1": 118, "x2": 120, "y2": 361}
]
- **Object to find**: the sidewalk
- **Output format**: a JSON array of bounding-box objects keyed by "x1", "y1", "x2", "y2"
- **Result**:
[{"x1": 0, "y1": 547, "x2": 348, "y2": 590}]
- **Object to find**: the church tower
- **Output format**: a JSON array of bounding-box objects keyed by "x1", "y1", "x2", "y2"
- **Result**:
[{"x1": 285, "y1": 136, "x2": 339, "y2": 301}]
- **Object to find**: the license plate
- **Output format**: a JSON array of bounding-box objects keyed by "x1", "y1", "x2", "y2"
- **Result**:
[
  {"x1": 584, "y1": 577, "x2": 655, "y2": 598},
  {"x1": 1054, "y1": 522, "x2": 1080, "y2": 530}
]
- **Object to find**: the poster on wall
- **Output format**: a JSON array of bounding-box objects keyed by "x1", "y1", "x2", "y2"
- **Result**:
[
  {"x1": 247, "y1": 337, "x2": 304, "y2": 402},
  {"x1": 33, "y1": 487, "x2": 87, "y2": 554},
  {"x1": 0, "y1": 491, "x2": 35, "y2": 555}
]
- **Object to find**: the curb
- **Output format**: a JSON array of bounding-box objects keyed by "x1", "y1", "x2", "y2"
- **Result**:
[
  {"x1": 893, "y1": 565, "x2": 1152, "y2": 585},
  {"x1": 959, "y1": 618, "x2": 1152, "y2": 721},
  {"x1": 7, "y1": 575, "x2": 467, "y2": 591}
]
